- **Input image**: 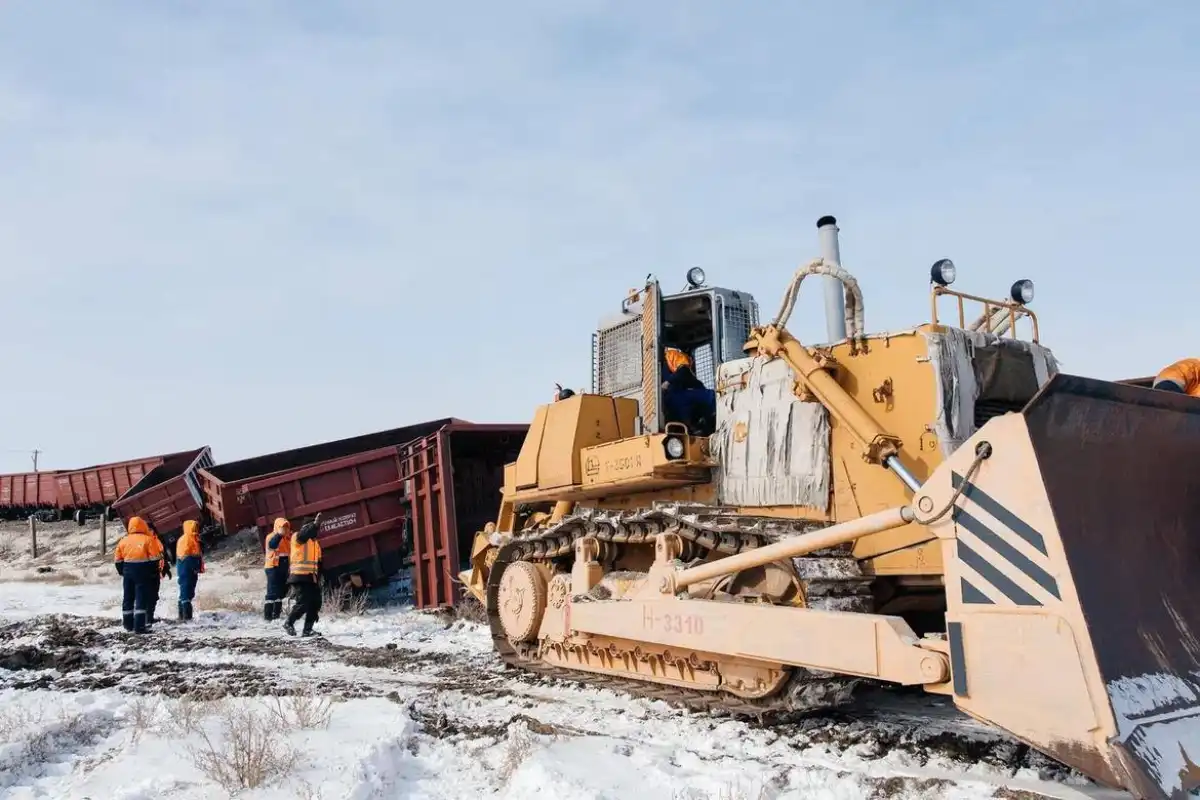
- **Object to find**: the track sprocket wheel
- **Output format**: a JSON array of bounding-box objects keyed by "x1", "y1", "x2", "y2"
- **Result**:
[{"x1": 497, "y1": 560, "x2": 547, "y2": 642}]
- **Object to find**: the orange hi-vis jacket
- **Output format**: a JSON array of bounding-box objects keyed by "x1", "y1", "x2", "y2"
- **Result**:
[
  {"x1": 115, "y1": 517, "x2": 165, "y2": 570},
  {"x1": 289, "y1": 536, "x2": 322, "y2": 578},
  {"x1": 264, "y1": 518, "x2": 292, "y2": 569},
  {"x1": 1154, "y1": 358, "x2": 1200, "y2": 397},
  {"x1": 176, "y1": 520, "x2": 202, "y2": 560}
]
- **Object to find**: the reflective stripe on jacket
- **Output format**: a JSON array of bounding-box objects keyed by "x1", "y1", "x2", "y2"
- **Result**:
[{"x1": 289, "y1": 537, "x2": 321, "y2": 576}]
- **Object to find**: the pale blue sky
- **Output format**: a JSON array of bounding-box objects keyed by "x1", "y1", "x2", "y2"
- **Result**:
[{"x1": 2, "y1": 1, "x2": 1198, "y2": 472}]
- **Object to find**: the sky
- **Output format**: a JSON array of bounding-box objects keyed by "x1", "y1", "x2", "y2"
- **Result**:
[{"x1": 1, "y1": 1, "x2": 1198, "y2": 472}]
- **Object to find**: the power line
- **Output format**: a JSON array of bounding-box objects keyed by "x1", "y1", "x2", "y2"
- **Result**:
[{"x1": 0, "y1": 448, "x2": 44, "y2": 471}]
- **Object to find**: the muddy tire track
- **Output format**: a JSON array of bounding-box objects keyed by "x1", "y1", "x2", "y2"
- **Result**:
[{"x1": 0, "y1": 615, "x2": 508, "y2": 700}]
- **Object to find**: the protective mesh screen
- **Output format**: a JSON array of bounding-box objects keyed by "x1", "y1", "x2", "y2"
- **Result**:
[
  {"x1": 593, "y1": 316, "x2": 644, "y2": 401},
  {"x1": 721, "y1": 299, "x2": 758, "y2": 363},
  {"x1": 591, "y1": 293, "x2": 760, "y2": 406},
  {"x1": 693, "y1": 343, "x2": 715, "y2": 389}
]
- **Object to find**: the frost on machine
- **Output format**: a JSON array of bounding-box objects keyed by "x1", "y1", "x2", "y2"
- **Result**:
[{"x1": 459, "y1": 216, "x2": 1200, "y2": 800}]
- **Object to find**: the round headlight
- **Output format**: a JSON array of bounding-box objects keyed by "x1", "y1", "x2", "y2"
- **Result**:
[
  {"x1": 930, "y1": 259, "x2": 956, "y2": 286},
  {"x1": 664, "y1": 436, "x2": 685, "y2": 459},
  {"x1": 686, "y1": 267, "x2": 706, "y2": 288},
  {"x1": 1010, "y1": 279, "x2": 1034, "y2": 304}
]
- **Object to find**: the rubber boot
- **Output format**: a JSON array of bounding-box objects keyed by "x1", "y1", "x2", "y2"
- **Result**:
[
  {"x1": 263, "y1": 601, "x2": 273, "y2": 621},
  {"x1": 184, "y1": 601, "x2": 193, "y2": 621},
  {"x1": 301, "y1": 628, "x2": 316, "y2": 637},
  {"x1": 178, "y1": 601, "x2": 185, "y2": 621},
  {"x1": 284, "y1": 620, "x2": 297, "y2": 636}
]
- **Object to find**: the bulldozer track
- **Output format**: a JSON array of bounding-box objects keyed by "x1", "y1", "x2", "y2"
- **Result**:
[{"x1": 485, "y1": 505, "x2": 878, "y2": 718}]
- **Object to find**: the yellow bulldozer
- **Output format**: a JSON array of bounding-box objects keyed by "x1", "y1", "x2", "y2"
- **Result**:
[{"x1": 460, "y1": 216, "x2": 1200, "y2": 800}]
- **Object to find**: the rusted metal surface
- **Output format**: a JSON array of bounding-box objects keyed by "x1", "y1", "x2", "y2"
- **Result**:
[
  {"x1": 199, "y1": 418, "x2": 465, "y2": 534},
  {"x1": 53, "y1": 449, "x2": 201, "y2": 512},
  {"x1": 0, "y1": 470, "x2": 62, "y2": 518},
  {"x1": 111, "y1": 447, "x2": 215, "y2": 537},
  {"x1": 403, "y1": 423, "x2": 528, "y2": 609},
  {"x1": 237, "y1": 446, "x2": 413, "y2": 583},
  {"x1": 1, "y1": 449, "x2": 201, "y2": 519},
  {"x1": 1024, "y1": 373, "x2": 1200, "y2": 800}
]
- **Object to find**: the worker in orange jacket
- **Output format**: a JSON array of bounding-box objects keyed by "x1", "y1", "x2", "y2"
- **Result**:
[
  {"x1": 1153, "y1": 357, "x2": 1200, "y2": 397},
  {"x1": 263, "y1": 518, "x2": 292, "y2": 621},
  {"x1": 114, "y1": 516, "x2": 165, "y2": 634},
  {"x1": 175, "y1": 520, "x2": 204, "y2": 622},
  {"x1": 662, "y1": 346, "x2": 716, "y2": 435},
  {"x1": 284, "y1": 513, "x2": 324, "y2": 637},
  {"x1": 144, "y1": 520, "x2": 171, "y2": 627}
]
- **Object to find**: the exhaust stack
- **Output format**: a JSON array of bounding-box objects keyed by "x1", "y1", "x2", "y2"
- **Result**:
[{"x1": 817, "y1": 215, "x2": 848, "y2": 342}]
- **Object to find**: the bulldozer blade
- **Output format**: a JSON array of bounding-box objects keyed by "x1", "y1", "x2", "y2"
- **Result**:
[
  {"x1": 1024, "y1": 374, "x2": 1200, "y2": 800},
  {"x1": 922, "y1": 373, "x2": 1200, "y2": 800}
]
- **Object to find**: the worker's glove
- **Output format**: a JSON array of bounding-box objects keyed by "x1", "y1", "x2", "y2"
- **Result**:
[{"x1": 115, "y1": 563, "x2": 124, "y2": 576}]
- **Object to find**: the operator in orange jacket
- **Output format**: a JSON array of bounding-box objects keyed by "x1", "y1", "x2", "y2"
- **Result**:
[
  {"x1": 175, "y1": 520, "x2": 204, "y2": 622},
  {"x1": 283, "y1": 514, "x2": 324, "y2": 637},
  {"x1": 114, "y1": 517, "x2": 165, "y2": 634},
  {"x1": 263, "y1": 518, "x2": 292, "y2": 621},
  {"x1": 1152, "y1": 357, "x2": 1200, "y2": 397},
  {"x1": 662, "y1": 346, "x2": 716, "y2": 435}
]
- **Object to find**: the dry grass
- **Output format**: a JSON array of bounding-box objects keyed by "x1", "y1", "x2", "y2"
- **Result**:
[
  {"x1": 0, "y1": 704, "x2": 47, "y2": 742},
  {"x1": 125, "y1": 696, "x2": 167, "y2": 743},
  {"x1": 190, "y1": 704, "x2": 297, "y2": 794},
  {"x1": 321, "y1": 581, "x2": 369, "y2": 617},
  {"x1": 453, "y1": 591, "x2": 488, "y2": 624},
  {"x1": 0, "y1": 701, "x2": 112, "y2": 777},
  {"x1": 266, "y1": 691, "x2": 335, "y2": 730},
  {"x1": 291, "y1": 778, "x2": 322, "y2": 800},
  {"x1": 672, "y1": 784, "x2": 775, "y2": 800},
  {"x1": 12, "y1": 570, "x2": 84, "y2": 585},
  {"x1": 193, "y1": 591, "x2": 260, "y2": 613},
  {"x1": 497, "y1": 719, "x2": 538, "y2": 783},
  {"x1": 170, "y1": 694, "x2": 229, "y2": 736}
]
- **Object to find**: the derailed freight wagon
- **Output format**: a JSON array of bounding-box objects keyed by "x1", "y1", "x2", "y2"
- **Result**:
[
  {"x1": 56, "y1": 449, "x2": 201, "y2": 523},
  {"x1": 236, "y1": 445, "x2": 415, "y2": 585},
  {"x1": 402, "y1": 422, "x2": 528, "y2": 609},
  {"x1": 230, "y1": 421, "x2": 527, "y2": 598},
  {"x1": 0, "y1": 471, "x2": 62, "y2": 520},
  {"x1": 196, "y1": 418, "x2": 464, "y2": 537},
  {"x1": 111, "y1": 447, "x2": 215, "y2": 547}
]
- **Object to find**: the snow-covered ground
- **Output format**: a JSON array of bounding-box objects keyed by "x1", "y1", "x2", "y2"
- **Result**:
[{"x1": 0, "y1": 521, "x2": 1131, "y2": 799}]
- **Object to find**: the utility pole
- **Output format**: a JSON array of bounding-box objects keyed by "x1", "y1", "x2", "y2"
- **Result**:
[{"x1": 32, "y1": 449, "x2": 41, "y2": 472}]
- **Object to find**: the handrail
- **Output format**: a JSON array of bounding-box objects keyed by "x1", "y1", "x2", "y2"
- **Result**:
[{"x1": 930, "y1": 285, "x2": 1039, "y2": 343}]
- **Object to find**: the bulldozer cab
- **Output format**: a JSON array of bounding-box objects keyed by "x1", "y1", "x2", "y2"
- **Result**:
[{"x1": 591, "y1": 269, "x2": 760, "y2": 433}]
